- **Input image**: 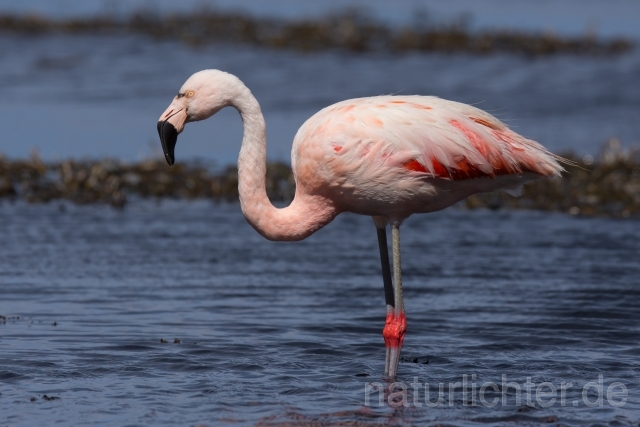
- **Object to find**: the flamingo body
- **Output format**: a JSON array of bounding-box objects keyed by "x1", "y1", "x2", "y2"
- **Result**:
[
  {"x1": 157, "y1": 69, "x2": 568, "y2": 378},
  {"x1": 292, "y1": 95, "x2": 562, "y2": 222}
]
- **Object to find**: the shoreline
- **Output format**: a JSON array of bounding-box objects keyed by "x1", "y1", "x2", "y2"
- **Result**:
[
  {"x1": 1, "y1": 139, "x2": 638, "y2": 218},
  {"x1": 0, "y1": 9, "x2": 633, "y2": 56}
]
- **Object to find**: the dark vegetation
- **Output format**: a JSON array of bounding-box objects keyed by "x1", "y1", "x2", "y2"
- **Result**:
[
  {"x1": 1, "y1": 140, "x2": 639, "y2": 219},
  {"x1": 0, "y1": 8, "x2": 632, "y2": 56},
  {"x1": 0, "y1": 151, "x2": 293, "y2": 209}
]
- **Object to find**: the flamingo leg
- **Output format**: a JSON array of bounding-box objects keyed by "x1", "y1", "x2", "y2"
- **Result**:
[
  {"x1": 385, "y1": 223, "x2": 406, "y2": 379},
  {"x1": 376, "y1": 227, "x2": 395, "y2": 375}
]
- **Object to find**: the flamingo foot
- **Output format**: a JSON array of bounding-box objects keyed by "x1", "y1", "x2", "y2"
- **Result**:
[{"x1": 383, "y1": 311, "x2": 406, "y2": 378}]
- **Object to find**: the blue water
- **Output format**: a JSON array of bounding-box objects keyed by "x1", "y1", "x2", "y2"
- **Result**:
[{"x1": 1, "y1": 201, "x2": 639, "y2": 426}]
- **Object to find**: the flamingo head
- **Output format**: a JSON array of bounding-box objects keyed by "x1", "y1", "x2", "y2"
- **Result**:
[{"x1": 157, "y1": 69, "x2": 242, "y2": 165}]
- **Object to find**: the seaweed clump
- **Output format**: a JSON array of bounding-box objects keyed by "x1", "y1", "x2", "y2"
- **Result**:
[
  {"x1": 0, "y1": 152, "x2": 295, "y2": 209},
  {"x1": 1, "y1": 140, "x2": 639, "y2": 219},
  {"x1": 0, "y1": 9, "x2": 632, "y2": 56}
]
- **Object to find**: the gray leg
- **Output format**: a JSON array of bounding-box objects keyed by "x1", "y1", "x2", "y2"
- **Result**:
[
  {"x1": 385, "y1": 223, "x2": 406, "y2": 378},
  {"x1": 376, "y1": 227, "x2": 394, "y2": 375},
  {"x1": 392, "y1": 224, "x2": 404, "y2": 314}
]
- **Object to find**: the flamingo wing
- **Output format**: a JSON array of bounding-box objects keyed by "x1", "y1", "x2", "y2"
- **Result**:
[{"x1": 295, "y1": 96, "x2": 567, "y2": 183}]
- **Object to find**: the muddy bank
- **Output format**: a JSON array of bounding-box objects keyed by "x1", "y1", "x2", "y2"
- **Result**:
[
  {"x1": 1, "y1": 140, "x2": 638, "y2": 218},
  {"x1": 0, "y1": 9, "x2": 632, "y2": 56}
]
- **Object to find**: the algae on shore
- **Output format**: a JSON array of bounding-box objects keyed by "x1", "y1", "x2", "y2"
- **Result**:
[
  {"x1": 0, "y1": 9, "x2": 632, "y2": 56},
  {"x1": 0, "y1": 151, "x2": 294, "y2": 208},
  {"x1": 1, "y1": 140, "x2": 638, "y2": 218}
]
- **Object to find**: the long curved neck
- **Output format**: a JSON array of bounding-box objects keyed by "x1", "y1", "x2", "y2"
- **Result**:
[{"x1": 232, "y1": 86, "x2": 337, "y2": 241}]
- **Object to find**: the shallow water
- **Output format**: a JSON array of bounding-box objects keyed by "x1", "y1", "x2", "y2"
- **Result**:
[{"x1": 1, "y1": 200, "x2": 638, "y2": 426}]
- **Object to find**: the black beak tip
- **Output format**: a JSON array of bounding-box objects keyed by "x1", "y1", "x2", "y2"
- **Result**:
[
  {"x1": 157, "y1": 120, "x2": 178, "y2": 166},
  {"x1": 164, "y1": 150, "x2": 175, "y2": 166}
]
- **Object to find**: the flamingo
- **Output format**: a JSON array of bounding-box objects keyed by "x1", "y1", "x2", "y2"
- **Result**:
[{"x1": 157, "y1": 70, "x2": 568, "y2": 378}]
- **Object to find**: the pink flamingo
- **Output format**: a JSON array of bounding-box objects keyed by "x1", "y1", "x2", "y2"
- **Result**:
[{"x1": 158, "y1": 70, "x2": 568, "y2": 378}]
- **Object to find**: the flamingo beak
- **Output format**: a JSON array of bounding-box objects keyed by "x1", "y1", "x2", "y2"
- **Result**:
[
  {"x1": 157, "y1": 120, "x2": 177, "y2": 166},
  {"x1": 157, "y1": 105, "x2": 187, "y2": 166},
  {"x1": 158, "y1": 120, "x2": 178, "y2": 166}
]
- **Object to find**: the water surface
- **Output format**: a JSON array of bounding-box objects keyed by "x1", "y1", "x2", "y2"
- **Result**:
[{"x1": 1, "y1": 201, "x2": 638, "y2": 426}]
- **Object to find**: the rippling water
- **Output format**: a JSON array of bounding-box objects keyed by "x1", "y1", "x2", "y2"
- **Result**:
[{"x1": 1, "y1": 200, "x2": 638, "y2": 426}]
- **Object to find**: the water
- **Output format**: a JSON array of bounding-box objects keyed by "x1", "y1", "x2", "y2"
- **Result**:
[
  {"x1": 1, "y1": 200, "x2": 639, "y2": 426},
  {"x1": 1, "y1": 1, "x2": 639, "y2": 425}
]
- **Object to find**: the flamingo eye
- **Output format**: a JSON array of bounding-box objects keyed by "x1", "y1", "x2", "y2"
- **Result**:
[{"x1": 185, "y1": 90, "x2": 195, "y2": 98}]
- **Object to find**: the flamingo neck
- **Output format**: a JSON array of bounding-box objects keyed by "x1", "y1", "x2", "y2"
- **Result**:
[{"x1": 232, "y1": 86, "x2": 337, "y2": 241}]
